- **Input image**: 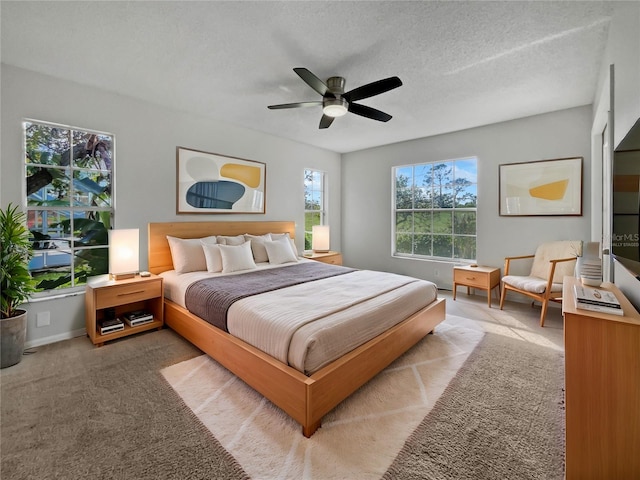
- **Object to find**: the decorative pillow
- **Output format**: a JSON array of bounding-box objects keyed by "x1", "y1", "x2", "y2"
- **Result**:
[
  {"x1": 244, "y1": 233, "x2": 272, "y2": 263},
  {"x1": 218, "y1": 242, "x2": 257, "y2": 273},
  {"x1": 166, "y1": 236, "x2": 216, "y2": 274},
  {"x1": 289, "y1": 237, "x2": 298, "y2": 257},
  {"x1": 201, "y1": 242, "x2": 223, "y2": 273},
  {"x1": 264, "y1": 236, "x2": 299, "y2": 265},
  {"x1": 216, "y1": 235, "x2": 246, "y2": 246},
  {"x1": 269, "y1": 233, "x2": 298, "y2": 258}
]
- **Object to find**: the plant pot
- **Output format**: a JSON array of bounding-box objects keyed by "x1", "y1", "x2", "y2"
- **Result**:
[{"x1": 1, "y1": 309, "x2": 27, "y2": 368}]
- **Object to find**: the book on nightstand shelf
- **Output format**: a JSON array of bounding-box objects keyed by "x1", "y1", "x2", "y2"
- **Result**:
[
  {"x1": 573, "y1": 284, "x2": 623, "y2": 316},
  {"x1": 122, "y1": 310, "x2": 154, "y2": 327},
  {"x1": 99, "y1": 317, "x2": 124, "y2": 334}
]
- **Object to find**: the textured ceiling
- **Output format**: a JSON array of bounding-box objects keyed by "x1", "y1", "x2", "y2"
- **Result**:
[{"x1": 1, "y1": 1, "x2": 616, "y2": 153}]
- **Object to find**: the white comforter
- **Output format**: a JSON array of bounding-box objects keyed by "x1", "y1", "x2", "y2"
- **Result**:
[{"x1": 161, "y1": 261, "x2": 438, "y2": 374}]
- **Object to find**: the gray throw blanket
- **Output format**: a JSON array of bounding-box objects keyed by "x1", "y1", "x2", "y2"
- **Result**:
[{"x1": 185, "y1": 262, "x2": 355, "y2": 331}]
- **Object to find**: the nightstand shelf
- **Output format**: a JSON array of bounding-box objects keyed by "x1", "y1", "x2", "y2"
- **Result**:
[{"x1": 85, "y1": 274, "x2": 164, "y2": 347}]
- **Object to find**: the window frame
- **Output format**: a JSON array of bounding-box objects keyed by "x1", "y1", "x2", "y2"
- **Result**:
[
  {"x1": 23, "y1": 119, "x2": 115, "y2": 296},
  {"x1": 392, "y1": 157, "x2": 478, "y2": 262},
  {"x1": 304, "y1": 168, "x2": 327, "y2": 251}
]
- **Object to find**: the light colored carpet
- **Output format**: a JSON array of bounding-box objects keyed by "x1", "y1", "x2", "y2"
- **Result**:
[
  {"x1": 161, "y1": 314, "x2": 484, "y2": 479},
  {"x1": 0, "y1": 328, "x2": 249, "y2": 480},
  {"x1": 1, "y1": 292, "x2": 566, "y2": 479},
  {"x1": 383, "y1": 331, "x2": 565, "y2": 479}
]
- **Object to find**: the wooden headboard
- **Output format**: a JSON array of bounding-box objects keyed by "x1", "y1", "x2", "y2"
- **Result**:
[{"x1": 147, "y1": 221, "x2": 296, "y2": 275}]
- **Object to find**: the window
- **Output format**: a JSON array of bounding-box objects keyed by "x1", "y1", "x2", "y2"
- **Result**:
[
  {"x1": 24, "y1": 120, "x2": 114, "y2": 293},
  {"x1": 393, "y1": 157, "x2": 477, "y2": 260},
  {"x1": 304, "y1": 169, "x2": 326, "y2": 250}
]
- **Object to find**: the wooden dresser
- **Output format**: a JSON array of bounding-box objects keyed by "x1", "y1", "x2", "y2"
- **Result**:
[{"x1": 562, "y1": 277, "x2": 640, "y2": 479}]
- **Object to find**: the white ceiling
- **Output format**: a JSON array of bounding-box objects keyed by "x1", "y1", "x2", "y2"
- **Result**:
[{"x1": 1, "y1": 1, "x2": 616, "y2": 153}]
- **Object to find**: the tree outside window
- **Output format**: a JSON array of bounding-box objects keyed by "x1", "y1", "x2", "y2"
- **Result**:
[
  {"x1": 24, "y1": 120, "x2": 114, "y2": 292},
  {"x1": 304, "y1": 169, "x2": 326, "y2": 250},
  {"x1": 394, "y1": 157, "x2": 477, "y2": 260}
]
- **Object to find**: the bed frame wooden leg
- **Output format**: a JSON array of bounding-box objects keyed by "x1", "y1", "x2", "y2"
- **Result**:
[{"x1": 303, "y1": 420, "x2": 321, "y2": 437}]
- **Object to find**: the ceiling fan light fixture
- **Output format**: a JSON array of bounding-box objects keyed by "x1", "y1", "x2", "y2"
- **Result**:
[
  {"x1": 323, "y1": 98, "x2": 348, "y2": 117},
  {"x1": 268, "y1": 68, "x2": 402, "y2": 128}
]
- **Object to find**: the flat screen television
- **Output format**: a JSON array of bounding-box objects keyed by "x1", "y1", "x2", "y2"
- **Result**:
[{"x1": 612, "y1": 117, "x2": 640, "y2": 268}]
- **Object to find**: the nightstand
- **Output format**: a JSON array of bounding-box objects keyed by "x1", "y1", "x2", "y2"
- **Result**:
[
  {"x1": 304, "y1": 251, "x2": 343, "y2": 266},
  {"x1": 85, "y1": 274, "x2": 164, "y2": 347},
  {"x1": 453, "y1": 265, "x2": 501, "y2": 308}
]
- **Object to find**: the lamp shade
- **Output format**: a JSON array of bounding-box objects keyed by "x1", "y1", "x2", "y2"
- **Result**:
[
  {"x1": 108, "y1": 229, "x2": 139, "y2": 280},
  {"x1": 312, "y1": 225, "x2": 330, "y2": 253}
]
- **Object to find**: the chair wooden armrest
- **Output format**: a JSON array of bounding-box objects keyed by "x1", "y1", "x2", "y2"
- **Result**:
[
  {"x1": 503, "y1": 254, "x2": 535, "y2": 276},
  {"x1": 549, "y1": 257, "x2": 577, "y2": 265},
  {"x1": 545, "y1": 257, "x2": 579, "y2": 292}
]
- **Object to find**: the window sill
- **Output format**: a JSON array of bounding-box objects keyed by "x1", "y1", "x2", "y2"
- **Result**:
[{"x1": 28, "y1": 287, "x2": 85, "y2": 303}]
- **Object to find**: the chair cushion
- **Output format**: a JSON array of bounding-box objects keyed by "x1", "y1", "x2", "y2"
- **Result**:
[
  {"x1": 530, "y1": 240, "x2": 582, "y2": 283},
  {"x1": 502, "y1": 275, "x2": 563, "y2": 294}
]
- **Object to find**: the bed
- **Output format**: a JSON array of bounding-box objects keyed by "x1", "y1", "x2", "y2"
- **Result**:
[{"x1": 148, "y1": 221, "x2": 446, "y2": 437}]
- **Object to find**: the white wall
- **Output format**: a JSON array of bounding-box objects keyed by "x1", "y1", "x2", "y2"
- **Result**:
[
  {"x1": 591, "y1": 1, "x2": 640, "y2": 286},
  {"x1": 341, "y1": 106, "x2": 593, "y2": 289},
  {"x1": 609, "y1": 3, "x2": 640, "y2": 150},
  {"x1": 1, "y1": 64, "x2": 341, "y2": 346}
]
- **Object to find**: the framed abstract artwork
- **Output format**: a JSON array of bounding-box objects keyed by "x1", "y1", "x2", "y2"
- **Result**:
[
  {"x1": 176, "y1": 147, "x2": 266, "y2": 214},
  {"x1": 499, "y1": 157, "x2": 583, "y2": 216}
]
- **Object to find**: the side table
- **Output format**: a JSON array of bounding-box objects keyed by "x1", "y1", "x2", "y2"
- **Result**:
[
  {"x1": 453, "y1": 265, "x2": 501, "y2": 308},
  {"x1": 303, "y1": 251, "x2": 343, "y2": 266},
  {"x1": 85, "y1": 274, "x2": 164, "y2": 347}
]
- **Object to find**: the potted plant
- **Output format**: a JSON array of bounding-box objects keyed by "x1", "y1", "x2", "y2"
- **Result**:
[{"x1": 1, "y1": 203, "x2": 35, "y2": 368}]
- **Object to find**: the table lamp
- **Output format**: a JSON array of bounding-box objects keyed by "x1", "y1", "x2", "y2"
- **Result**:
[
  {"x1": 312, "y1": 225, "x2": 330, "y2": 253},
  {"x1": 108, "y1": 229, "x2": 139, "y2": 280}
]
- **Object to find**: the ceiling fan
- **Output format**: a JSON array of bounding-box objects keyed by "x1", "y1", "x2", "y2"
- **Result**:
[{"x1": 268, "y1": 68, "x2": 402, "y2": 129}]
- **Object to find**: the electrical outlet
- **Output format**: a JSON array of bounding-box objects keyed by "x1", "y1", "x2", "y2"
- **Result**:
[{"x1": 36, "y1": 311, "x2": 50, "y2": 327}]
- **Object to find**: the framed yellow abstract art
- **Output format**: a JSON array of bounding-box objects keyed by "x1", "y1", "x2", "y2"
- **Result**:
[
  {"x1": 176, "y1": 147, "x2": 266, "y2": 214},
  {"x1": 499, "y1": 157, "x2": 583, "y2": 216}
]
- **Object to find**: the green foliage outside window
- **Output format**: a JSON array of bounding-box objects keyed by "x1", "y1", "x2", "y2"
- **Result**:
[
  {"x1": 304, "y1": 169, "x2": 325, "y2": 250},
  {"x1": 394, "y1": 158, "x2": 477, "y2": 260},
  {"x1": 24, "y1": 120, "x2": 114, "y2": 292}
]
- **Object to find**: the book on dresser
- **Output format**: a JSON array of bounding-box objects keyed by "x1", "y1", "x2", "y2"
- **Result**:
[
  {"x1": 573, "y1": 284, "x2": 623, "y2": 316},
  {"x1": 122, "y1": 310, "x2": 154, "y2": 327}
]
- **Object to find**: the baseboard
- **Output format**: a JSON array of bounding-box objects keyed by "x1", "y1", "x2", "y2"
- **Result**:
[
  {"x1": 441, "y1": 287, "x2": 562, "y2": 309},
  {"x1": 25, "y1": 328, "x2": 87, "y2": 349}
]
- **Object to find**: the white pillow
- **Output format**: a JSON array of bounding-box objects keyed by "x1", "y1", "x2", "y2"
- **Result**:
[
  {"x1": 217, "y1": 235, "x2": 246, "y2": 246},
  {"x1": 269, "y1": 233, "x2": 298, "y2": 258},
  {"x1": 219, "y1": 242, "x2": 257, "y2": 273},
  {"x1": 166, "y1": 236, "x2": 216, "y2": 273},
  {"x1": 201, "y1": 242, "x2": 223, "y2": 273},
  {"x1": 265, "y1": 237, "x2": 299, "y2": 265},
  {"x1": 244, "y1": 233, "x2": 272, "y2": 263}
]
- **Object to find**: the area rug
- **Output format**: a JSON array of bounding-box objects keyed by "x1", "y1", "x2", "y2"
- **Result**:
[
  {"x1": 383, "y1": 331, "x2": 566, "y2": 480},
  {"x1": 161, "y1": 314, "x2": 484, "y2": 479}
]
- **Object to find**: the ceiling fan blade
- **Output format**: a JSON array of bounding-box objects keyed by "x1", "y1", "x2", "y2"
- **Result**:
[
  {"x1": 343, "y1": 76, "x2": 402, "y2": 103},
  {"x1": 348, "y1": 103, "x2": 392, "y2": 122},
  {"x1": 319, "y1": 115, "x2": 335, "y2": 129},
  {"x1": 294, "y1": 68, "x2": 334, "y2": 98},
  {"x1": 268, "y1": 101, "x2": 322, "y2": 110}
]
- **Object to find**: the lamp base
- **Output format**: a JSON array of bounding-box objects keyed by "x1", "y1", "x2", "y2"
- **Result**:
[
  {"x1": 110, "y1": 273, "x2": 136, "y2": 281},
  {"x1": 312, "y1": 249, "x2": 330, "y2": 253}
]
